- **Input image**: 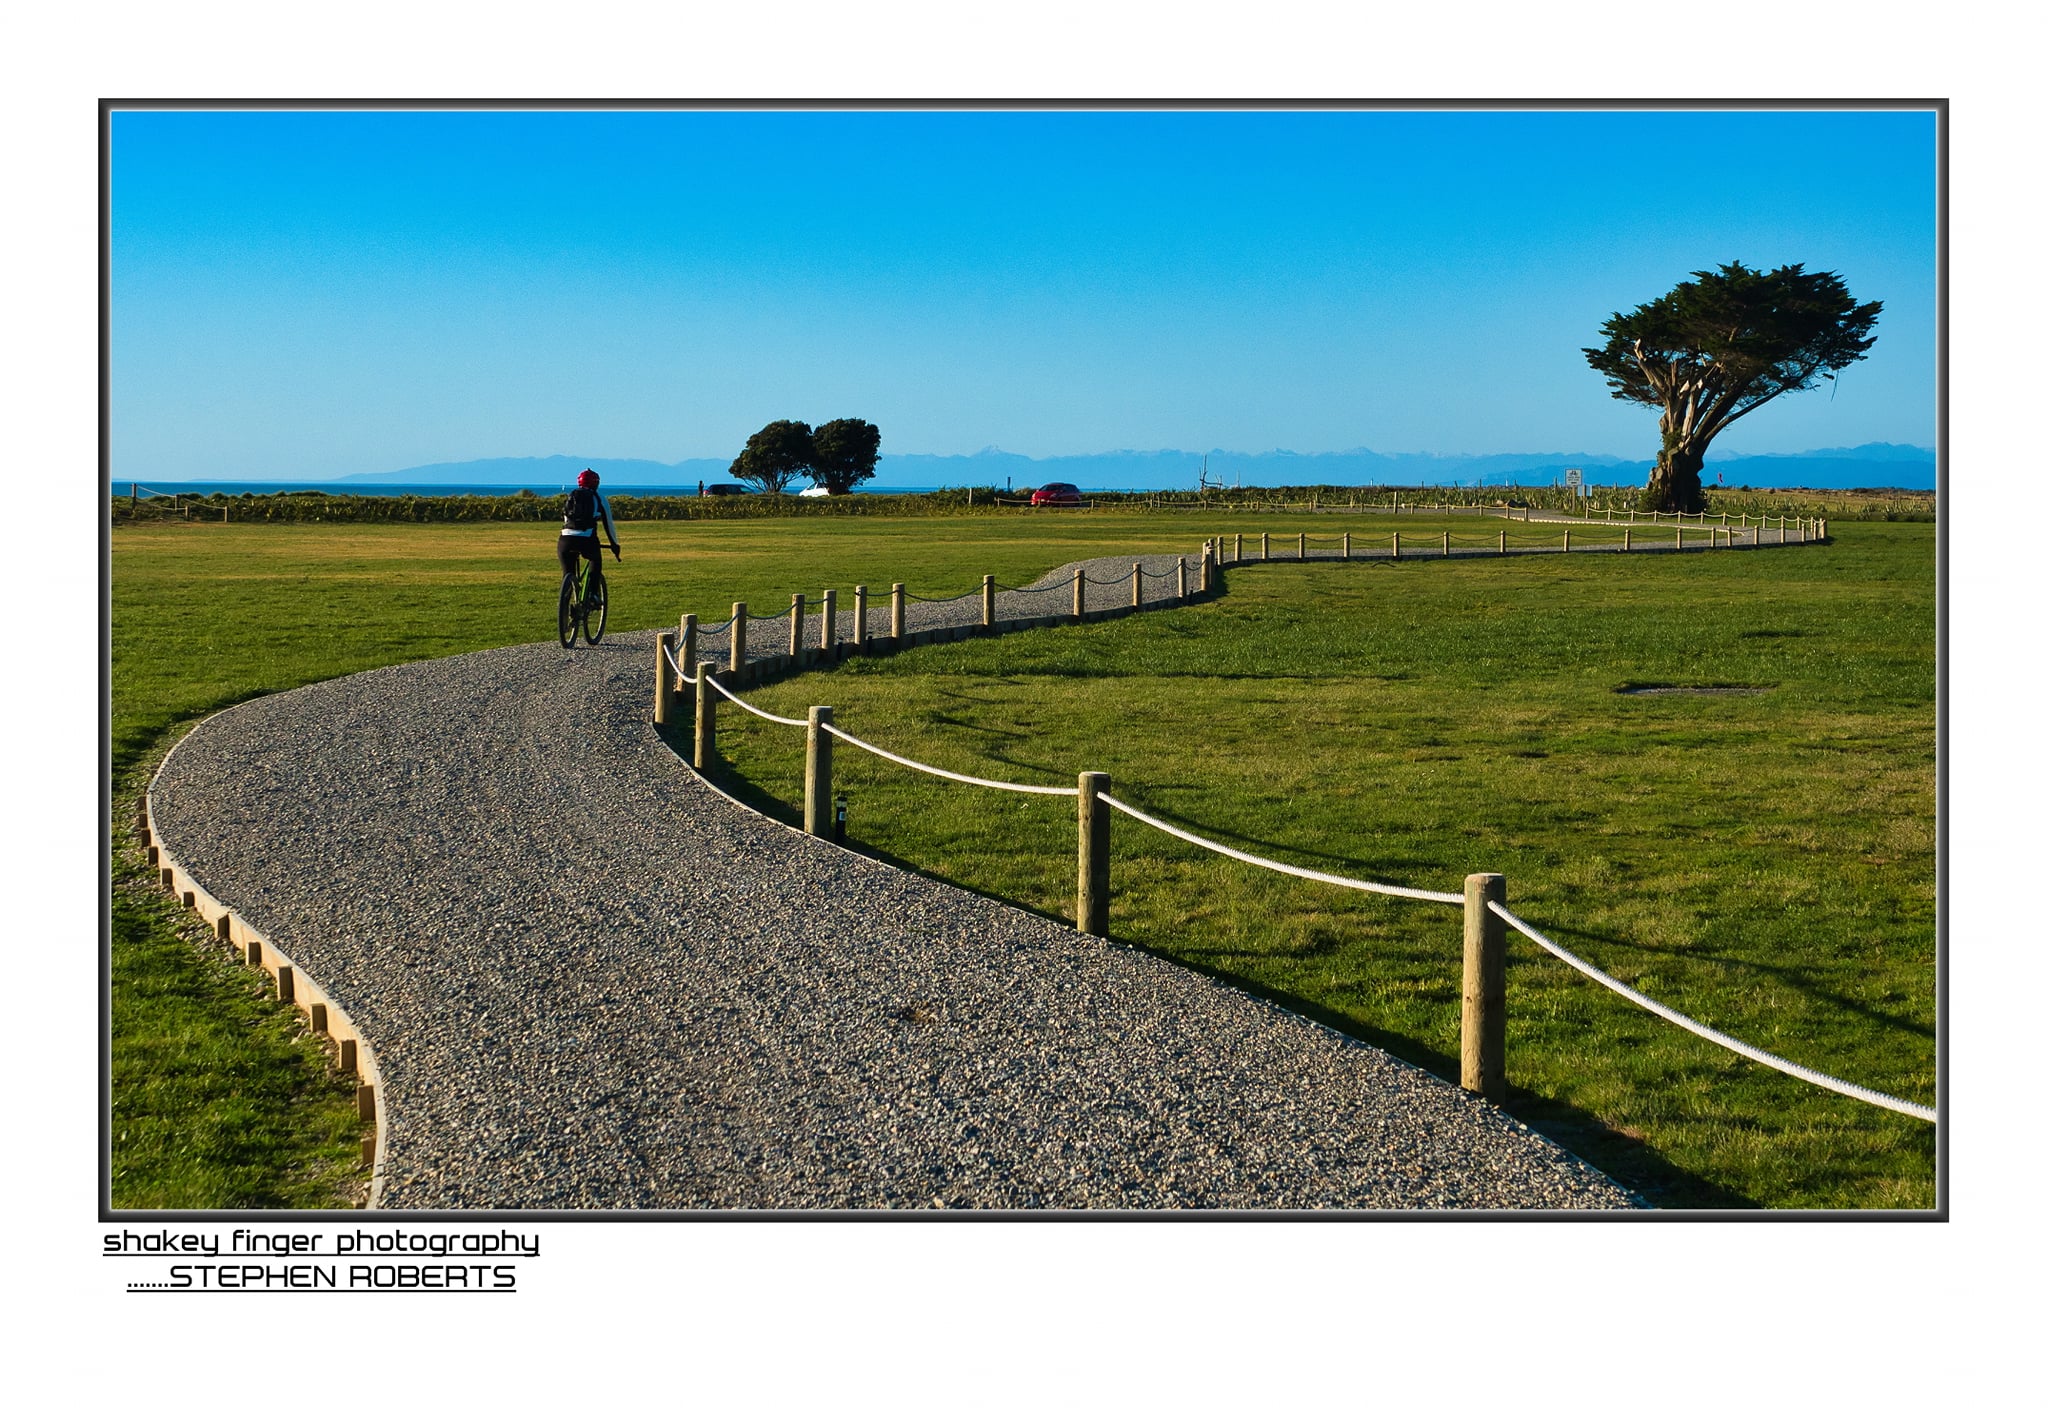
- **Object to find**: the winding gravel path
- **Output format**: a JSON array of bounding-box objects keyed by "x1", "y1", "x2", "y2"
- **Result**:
[{"x1": 148, "y1": 551, "x2": 1637, "y2": 1210}]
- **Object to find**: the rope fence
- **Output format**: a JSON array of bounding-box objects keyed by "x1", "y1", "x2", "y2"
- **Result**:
[
  {"x1": 1096, "y1": 792, "x2": 1463, "y2": 905},
  {"x1": 1486, "y1": 903, "x2": 1937, "y2": 1123},
  {"x1": 993, "y1": 573, "x2": 1082, "y2": 594},
  {"x1": 824, "y1": 723, "x2": 1080, "y2": 796},
  {"x1": 646, "y1": 524, "x2": 1914, "y2": 1126},
  {"x1": 1205, "y1": 519, "x2": 1823, "y2": 563},
  {"x1": 120, "y1": 483, "x2": 235, "y2": 520}
]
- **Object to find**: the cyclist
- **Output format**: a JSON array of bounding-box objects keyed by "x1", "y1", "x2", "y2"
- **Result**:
[{"x1": 559, "y1": 468, "x2": 620, "y2": 609}]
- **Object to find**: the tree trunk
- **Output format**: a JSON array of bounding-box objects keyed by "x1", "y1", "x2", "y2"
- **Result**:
[{"x1": 1645, "y1": 445, "x2": 1707, "y2": 514}]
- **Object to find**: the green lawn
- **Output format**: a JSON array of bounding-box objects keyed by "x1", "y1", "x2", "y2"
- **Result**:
[{"x1": 111, "y1": 512, "x2": 1936, "y2": 1209}]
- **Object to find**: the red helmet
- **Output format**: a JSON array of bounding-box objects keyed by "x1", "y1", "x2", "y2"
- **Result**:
[{"x1": 577, "y1": 468, "x2": 599, "y2": 490}]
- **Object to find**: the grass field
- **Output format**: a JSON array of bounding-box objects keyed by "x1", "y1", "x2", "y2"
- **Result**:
[{"x1": 110, "y1": 510, "x2": 1936, "y2": 1209}]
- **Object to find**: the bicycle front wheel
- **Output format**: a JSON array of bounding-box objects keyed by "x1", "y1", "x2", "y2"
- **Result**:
[
  {"x1": 582, "y1": 569, "x2": 608, "y2": 644},
  {"x1": 558, "y1": 572, "x2": 578, "y2": 648}
]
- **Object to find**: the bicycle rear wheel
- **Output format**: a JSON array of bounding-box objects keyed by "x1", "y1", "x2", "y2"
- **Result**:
[
  {"x1": 582, "y1": 569, "x2": 608, "y2": 644},
  {"x1": 558, "y1": 572, "x2": 578, "y2": 648}
]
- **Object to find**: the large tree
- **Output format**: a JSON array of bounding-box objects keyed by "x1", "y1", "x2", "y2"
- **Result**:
[
  {"x1": 811, "y1": 418, "x2": 883, "y2": 495},
  {"x1": 1584, "y1": 262, "x2": 1881, "y2": 513},
  {"x1": 728, "y1": 419, "x2": 816, "y2": 495}
]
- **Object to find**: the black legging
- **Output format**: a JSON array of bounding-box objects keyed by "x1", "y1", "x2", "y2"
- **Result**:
[{"x1": 557, "y1": 534, "x2": 602, "y2": 591}]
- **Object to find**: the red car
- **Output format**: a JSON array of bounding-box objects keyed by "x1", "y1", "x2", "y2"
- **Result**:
[{"x1": 1029, "y1": 482, "x2": 1085, "y2": 507}]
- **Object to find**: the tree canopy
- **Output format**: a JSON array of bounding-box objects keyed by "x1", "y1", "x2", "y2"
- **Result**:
[
  {"x1": 728, "y1": 420, "x2": 816, "y2": 495},
  {"x1": 1584, "y1": 262, "x2": 1881, "y2": 512},
  {"x1": 811, "y1": 418, "x2": 883, "y2": 495}
]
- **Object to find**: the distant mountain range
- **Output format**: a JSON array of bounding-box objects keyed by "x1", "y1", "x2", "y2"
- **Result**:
[{"x1": 335, "y1": 442, "x2": 1936, "y2": 492}]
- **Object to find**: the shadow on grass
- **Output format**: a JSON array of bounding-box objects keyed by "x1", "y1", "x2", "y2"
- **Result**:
[{"x1": 666, "y1": 726, "x2": 1754, "y2": 1210}]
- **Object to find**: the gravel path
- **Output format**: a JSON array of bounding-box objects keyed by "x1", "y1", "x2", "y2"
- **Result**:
[{"x1": 147, "y1": 550, "x2": 1637, "y2": 1210}]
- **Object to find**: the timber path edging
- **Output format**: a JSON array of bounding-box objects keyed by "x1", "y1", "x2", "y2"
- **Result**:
[
  {"x1": 142, "y1": 723, "x2": 389, "y2": 1205},
  {"x1": 140, "y1": 545, "x2": 1659, "y2": 1210}
]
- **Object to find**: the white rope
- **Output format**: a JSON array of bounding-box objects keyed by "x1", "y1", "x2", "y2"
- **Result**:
[
  {"x1": 1095, "y1": 793, "x2": 1465, "y2": 905},
  {"x1": 823, "y1": 723, "x2": 1080, "y2": 795},
  {"x1": 662, "y1": 641, "x2": 700, "y2": 685},
  {"x1": 1487, "y1": 903, "x2": 1935, "y2": 1123},
  {"x1": 700, "y1": 674, "x2": 809, "y2": 727}
]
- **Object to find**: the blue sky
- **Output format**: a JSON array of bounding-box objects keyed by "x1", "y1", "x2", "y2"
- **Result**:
[{"x1": 110, "y1": 107, "x2": 1938, "y2": 481}]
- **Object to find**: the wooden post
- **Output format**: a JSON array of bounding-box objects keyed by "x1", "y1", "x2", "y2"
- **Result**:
[
  {"x1": 1260, "y1": 532, "x2": 1270, "y2": 560},
  {"x1": 982, "y1": 575, "x2": 995, "y2": 627},
  {"x1": 1498, "y1": 529, "x2": 1506, "y2": 554},
  {"x1": 1442, "y1": 531, "x2": 1450, "y2": 556},
  {"x1": 1233, "y1": 533, "x2": 1243, "y2": 563},
  {"x1": 821, "y1": 588, "x2": 837, "y2": 653},
  {"x1": 358, "y1": 1084, "x2": 376, "y2": 1124},
  {"x1": 1072, "y1": 570, "x2": 1085, "y2": 622},
  {"x1": 891, "y1": 583, "x2": 906, "y2": 640},
  {"x1": 1563, "y1": 529, "x2": 1570, "y2": 553},
  {"x1": 1624, "y1": 527, "x2": 1631, "y2": 552},
  {"x1": 339, "y1": 1040, "x2": 358, "y2": 1076},
  {"x1": 1130, "y1": 563, "x2": 1142, "y2": 608},
  {"x1": 789, "y1": 593, "x2": 805, "y2": 658},
  {"x1": 1297, "y1": 532, "x2": 1306, "y2": 559},
  {"x1": 1392, "y1": 531, "x2": 1401, "y2": 560},
  {"x1": 277, "y1": 965, "x2": 295, "y2": 1003},
  {"x1": 310, "y1": 1003, "x2": 328, "y2": 1034},
  {"x1": 1675, "y1": 525, "x2": 1683, "y2": 550},
  {"x1": 804, "y1": 707, "x2": 834, "y2": 838},
  {"x1": 246, "y1": 942, "x2": 262, "y2": 967},
  {"x1": 730, "y1": 602, "x2": 748, "y2": 673},
  {"x1": 653, "y1": 632, "x2": 677, "y2": 728},
  {"x1": 1462, "y1": 872, "x2": 1507, "y2": 1103},
  {"x1": 694, "y1": 661, "x2": 718, "y2": 770},
  {"x1": 680, "y1": 614, "x2": 698, "y2": 680},
  {"x1": 1342, "y1": 531, "x2": 1351, "y2": 560},
  {"x1": 854, "y1": 585, "x2": 868, "y2": 647},
  {"x1": 1077, "y1": 772, "x2": 1110, "y2": 935}
]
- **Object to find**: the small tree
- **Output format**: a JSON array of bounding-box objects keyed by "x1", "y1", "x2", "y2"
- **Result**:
[
  {"x1": 729, "y1": 420, "x2": 816, "y2": 495},
  {"x1": 811, "y1": 418, "x2": 883, "y2": 495},
  {"x1": 1584, "y1": 262, "x2": 1881, "y2": 513}
]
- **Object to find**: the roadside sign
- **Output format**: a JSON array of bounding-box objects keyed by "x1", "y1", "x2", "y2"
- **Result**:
[{"x1": 1564, "y1": 468, "x2": 1583, "y2": 487}]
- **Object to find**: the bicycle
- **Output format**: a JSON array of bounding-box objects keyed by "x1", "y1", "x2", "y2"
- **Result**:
[{"x1": 557, "y1": 552, "x2": 609, "y2": 648}]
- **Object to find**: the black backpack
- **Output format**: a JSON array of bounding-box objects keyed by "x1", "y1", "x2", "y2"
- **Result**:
[{"x1": 563, "y1": 487, "x2": 596, "y2": 529}]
